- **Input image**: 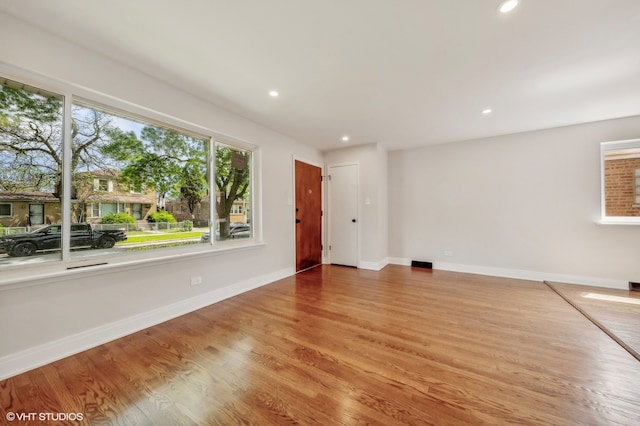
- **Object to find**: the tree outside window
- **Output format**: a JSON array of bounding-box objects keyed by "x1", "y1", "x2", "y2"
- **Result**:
[{"x1": 1, "y1": 76, "x2": 255, "y2": 267}]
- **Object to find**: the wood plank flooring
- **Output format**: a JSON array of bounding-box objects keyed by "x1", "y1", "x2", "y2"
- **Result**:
[
  {"x1": 2, "y1": 265, "x2": 640, "y2": 425},
  {"x1": 547, "y1": 281, "x2": 640, "y2": 360}
]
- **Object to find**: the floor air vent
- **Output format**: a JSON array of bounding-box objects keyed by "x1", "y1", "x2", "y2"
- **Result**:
[
  {"x1": 630, "y1": 281, "x2": 640, "y2": 292},
  {"x1": 411, "y1": 260, "x2": 433, "y2": 269}
]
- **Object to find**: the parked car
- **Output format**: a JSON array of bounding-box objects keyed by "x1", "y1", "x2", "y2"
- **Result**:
[
  {"x1": 201, "y1": 223, "x2": 251, "y2": 242},
  {"x1": 0, "y1": 223, "x2": 127, "y2": 257},
  {"x1": 229, "y1": 224, "x2": 250, "y2": 239}
]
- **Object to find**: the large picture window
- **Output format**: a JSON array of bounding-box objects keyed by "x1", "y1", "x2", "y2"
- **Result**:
[{"x1": 0, "y1": 74, "x2": 258, "y2": 273}]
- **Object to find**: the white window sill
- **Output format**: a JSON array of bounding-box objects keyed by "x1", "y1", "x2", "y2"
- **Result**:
[
  {"x1": 599, "y1": 217, "x2": 640, "y2": 225},
  {"x1": 0, "y1": 240, "x2": 267, "y2": 291}
]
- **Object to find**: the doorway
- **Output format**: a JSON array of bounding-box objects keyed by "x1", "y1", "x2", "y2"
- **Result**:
[
  {"x1": 295, "y1": 160, "x2": 322, "y2": 272},
  {"x1": 328, "y1": 163, "x2": 358, "y2": 267}
]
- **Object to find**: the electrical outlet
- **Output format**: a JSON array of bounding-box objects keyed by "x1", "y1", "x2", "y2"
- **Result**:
[
  {"x1": 190, "y1": 276, "x2": 202, "y2": 286},
  {"x1": 444, "y1": 250, "x2": 453, "y2": 257}
]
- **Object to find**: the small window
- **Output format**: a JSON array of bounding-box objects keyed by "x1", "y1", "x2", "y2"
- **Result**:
[
  {"x1": 601, "y1": 139, "x2": 640, "y2": 222},
  {"x1": 215, "y1": 142, "x2": 252, "y2": 240},
  {"x1": 0, "y1": 203, "x2": 12, "y2": 217},
  {"x1": 94, "y1": 179, "x2": 110, "y2": 192},
  {"x1": 129, "y1": 183, "x2": 145, "y2": 194}
]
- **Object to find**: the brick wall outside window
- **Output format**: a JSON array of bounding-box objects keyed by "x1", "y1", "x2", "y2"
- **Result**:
[{"x1": 604, "y1": 157, "x2": 640, "y2": 216}]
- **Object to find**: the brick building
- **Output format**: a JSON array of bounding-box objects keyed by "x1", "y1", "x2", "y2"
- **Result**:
[{"x1": 604, "y1": 153, "x2": 640, "y2": 216}]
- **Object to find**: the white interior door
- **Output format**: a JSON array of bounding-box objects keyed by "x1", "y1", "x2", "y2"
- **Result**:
[{"x1": 329, "y1": 163, "x2": 358, "y2": 267}]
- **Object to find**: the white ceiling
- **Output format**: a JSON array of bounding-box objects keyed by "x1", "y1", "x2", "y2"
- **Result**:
[{"x1": 2, "y1": 0, "x2": 640, "y2": 151}]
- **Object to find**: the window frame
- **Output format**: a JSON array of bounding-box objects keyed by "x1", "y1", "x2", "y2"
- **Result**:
[
  {"x1": 0, "y1": 64, "x2": 263, "y2": 286},
  {"x1": 129, "y1": 183, "x2": 145, "y2": 194},
  {"x1": 213, "y1": 140, "x2": 255, "y2": 242},
  {"x1": 92, "y1": 202, "x2": 126, "y2": 218},
  {"x1": 600, "y1": 138, "x2": 640, "y2": 225},
  {"x1": 90, "y1": 203, "x2": 100, "y2": 218},
  {"x1": 0, "y1": 203, "x2": 12, "y2": 217},
  {"x1": 94, "y1": 179, "x2": 109, "y2": 192}
]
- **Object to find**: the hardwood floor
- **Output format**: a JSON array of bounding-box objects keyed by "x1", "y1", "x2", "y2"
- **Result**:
[
  {"x1": 2, "y1": 265, "x2": 640, "y2": 425},
  {"x1": 546, "y1": 281, "x2": 640, "y2": 361}
]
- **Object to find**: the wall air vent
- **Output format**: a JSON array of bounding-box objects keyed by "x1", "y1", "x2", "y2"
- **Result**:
[{"x1": 411, "y1": 260, "x2": 433, "y2": 270}]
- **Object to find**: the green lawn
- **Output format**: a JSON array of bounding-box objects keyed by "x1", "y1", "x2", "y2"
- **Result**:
[{"x1": 119, "y1": 231, "x2": 204, "y2": 244}]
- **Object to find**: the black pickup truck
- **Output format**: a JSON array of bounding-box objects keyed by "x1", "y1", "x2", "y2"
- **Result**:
[{"x1": 0, "y1": 223, "x2": 127, "y2": 257}]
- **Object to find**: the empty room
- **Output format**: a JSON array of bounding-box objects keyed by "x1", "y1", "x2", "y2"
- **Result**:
[{"x1": 1, "y1": 1, "x2": 639, "y2": 425}]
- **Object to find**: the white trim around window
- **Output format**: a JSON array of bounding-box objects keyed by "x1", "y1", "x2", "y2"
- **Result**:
[{"x1": 0, "y1": 62, "x2": 264, "y2": 287}]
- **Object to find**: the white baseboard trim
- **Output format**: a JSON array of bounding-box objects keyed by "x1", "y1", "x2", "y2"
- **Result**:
[
  {"x1": 388, "y1": 258, "x2": 628, "y2": 290},
  {"x1": 0, "y1": 267, "x2": 294, "y2": 381},
  {"x1": 388, "y1": 257, "x2": 411, "y2": 266},
  {"x1": 358, "y1": 258, "x2": 390, "y2": 271}
]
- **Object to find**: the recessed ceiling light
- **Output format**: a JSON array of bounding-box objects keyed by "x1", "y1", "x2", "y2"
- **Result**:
[
  {"x1": 341, "y1": 135, "x2": 350, "y2": 142},
  {"x1": 269, "y1": 90, "x2": 279, "y2": 97},
  {"x1": 498, "y1": 0, "x2": 519, "y2": 13},
  {"x1": 482, "y1": 108, "x2": 493, "y2": 114}
]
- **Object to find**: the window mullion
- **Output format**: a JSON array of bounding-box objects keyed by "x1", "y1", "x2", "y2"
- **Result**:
[
  {"x1": 61, "y1": 94, "x2": 73, "y2": 261},
  {"x1": 209, "y1": 138, "x2": 216, "y2": 246}
]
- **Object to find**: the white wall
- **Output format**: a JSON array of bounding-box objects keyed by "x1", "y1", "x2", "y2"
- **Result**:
[
  {"x1": 389, "y1": 116, "x2": 640, "y2": 288},
  {"x1": 0, "y1": 13, "x2": 321, "y2": 378},
  {"x1": 324, "y1": 143, "x2": 389, "y2": 270}
]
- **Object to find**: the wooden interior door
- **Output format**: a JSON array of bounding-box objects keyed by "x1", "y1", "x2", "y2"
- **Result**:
[{"x1": 295, "y1": 160, "x2": 322, "y2": 272}]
